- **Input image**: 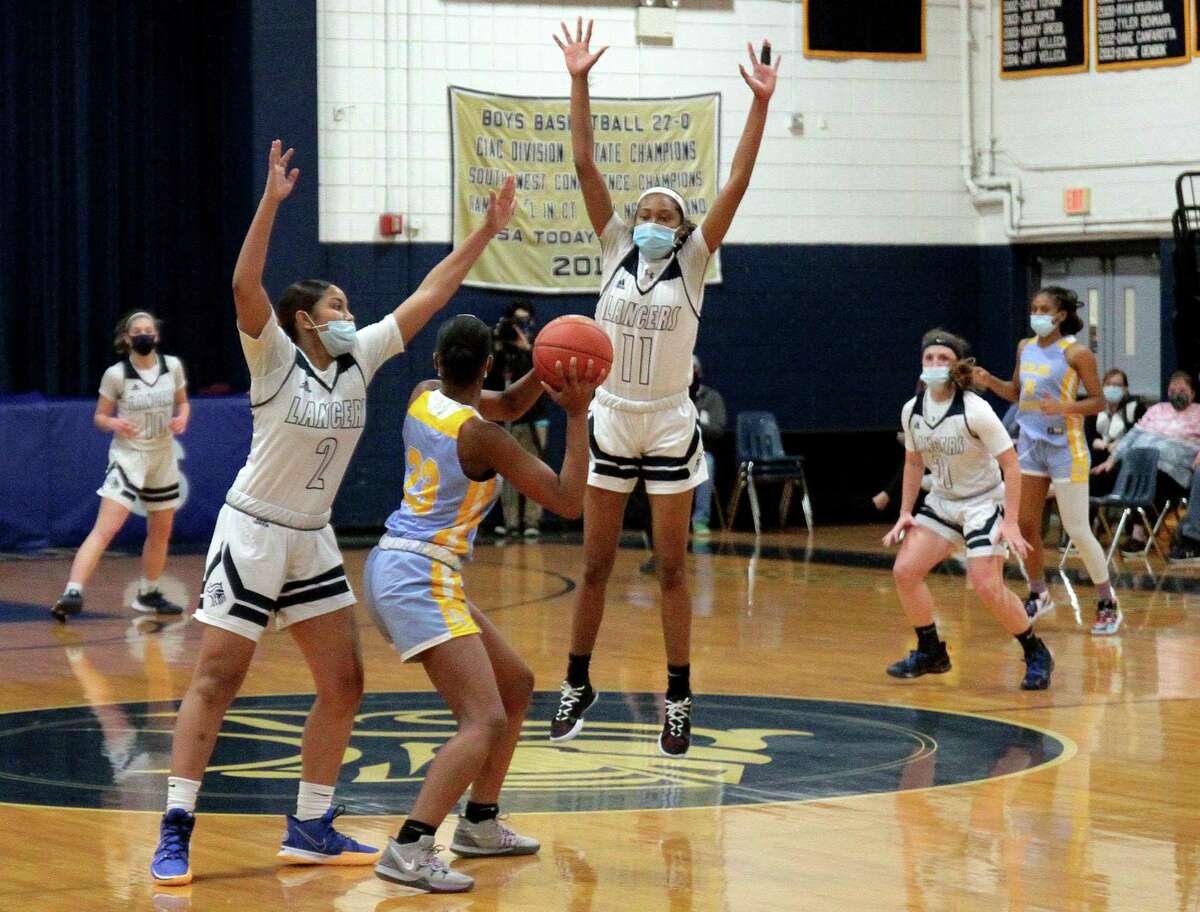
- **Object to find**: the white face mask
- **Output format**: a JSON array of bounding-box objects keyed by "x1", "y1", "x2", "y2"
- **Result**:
[
  {"x1": 920, "y1": 366, "x2": 951, "y2": 387},
  {"x1": 305, "y1": 314, "x2": 356, "y2": 356}
]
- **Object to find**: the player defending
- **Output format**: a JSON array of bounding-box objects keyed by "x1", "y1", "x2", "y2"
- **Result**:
[
  {"x1": 149, "y1": 142, "x2": 516, "y2": 885},
  {"x1": 884, "y1": 330, "x2": 1054, "y2": 691},
  {"x1": 548, "y1": 19, "x2": 780, "y2": 756}
]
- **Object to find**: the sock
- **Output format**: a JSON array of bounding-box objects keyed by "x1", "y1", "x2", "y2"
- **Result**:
[
  {"x1": 166, "y1": 776, "x2": 201, "y2": 814},
  {"x1": 1028, "y1": 579, "x2": 1048, "y2": 596},
  {"x1": 566, "y1": 652, "x2": 591, "y2": 689},
  {"x1": 464, "y1": 801, "x2": 499, "y2": 823},
  {"x1": 398, "y1": 818, "x2": 438, "y2": 844},
  {"x1": 65, "y1": 581, "x2": 83, "y2": 596},
  {"x1": 295, "y1": 780, "x2": 335, "y2": 821},
  {"x1": 1097, "y1": 582, "x2": 1115, "y2": 602},
  {"x1": 915, "y1": 623, "x2": 941, "y2": 654},
  {"x1": 666, "y1": 663, "x2": 691, "y2": 700},
  {"x1": 140, "y1": 576, "x2": 160, "y2": 595},
  {"x1": 1015, "y1": 626, "x2": 1041, "y2": 659}
]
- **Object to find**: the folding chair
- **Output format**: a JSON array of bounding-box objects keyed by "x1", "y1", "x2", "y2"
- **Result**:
[{"x1": 726, "y1": 411, "x2": 812, "y2": 535}]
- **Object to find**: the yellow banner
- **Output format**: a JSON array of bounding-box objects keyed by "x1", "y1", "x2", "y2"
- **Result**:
[{"x1": 450, "y1": 86, "x2": 722, "y2": 294}]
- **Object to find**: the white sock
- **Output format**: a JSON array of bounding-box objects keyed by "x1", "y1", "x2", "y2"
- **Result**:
[
  {"x1": 65, "y1": 581, "x2": 83, "y2": 595},
  {"x1": 166, "y1": 776, "x2": 201, "y2": 814},
  {"x1": 296, "y1": 781, "x2": 335, "y2": 821},
  {"x1": 140, "y1": 576, "x2": 159, "y2": 595}
]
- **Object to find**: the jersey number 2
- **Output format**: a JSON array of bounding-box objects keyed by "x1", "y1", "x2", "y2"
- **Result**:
[{"x1": 306, "y1": 437, "x2": 338, "y2": 490}]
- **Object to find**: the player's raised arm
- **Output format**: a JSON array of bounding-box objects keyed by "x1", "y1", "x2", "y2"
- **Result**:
[
  {"x1": 700, "y1": 40, "x2": 780, "y2": 253},
  {"x1": 555, "y1": 17, "x2": 613, "y2": 236},
  {"x1": 390, "y1": 177, "x2": 517, "y2": 345},
  {"x1": 232, "y1": 139, "x2": 300, "y2": 338}
]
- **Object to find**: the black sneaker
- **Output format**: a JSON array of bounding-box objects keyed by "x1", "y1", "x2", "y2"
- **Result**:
[
  {"x1": 51, "y1": 589, "x2": 84, "y2": 623},
  {"x1": 1020, "y1": 640, "x2": 1054, "y2": 690},
  {"x1": 1167, "y1": 539, "x2": 1200, "y2": 565},
  {"x1": 1023, "y1": 591, "x2": 1054, "y2": 621},
  {"x1": 886, "y1": 643, "x2": 951, "y2": 679},
  {"x1": 132, "y1": 590, "x2": 183, "y2": 615},
  {"x1": 549, "y1": 682, "x2": 597, "y2": 742},
  {"x1": 658, "y1": 695, "x2": 692, "y2": 757}
]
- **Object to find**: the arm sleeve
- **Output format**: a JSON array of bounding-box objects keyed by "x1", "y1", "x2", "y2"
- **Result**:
[
  {"x1": 353, "y1": 315, "x2": 405, "y2": 386},
  {"x1": 901, "y1": 399, "x2": 916, "y2": 452},
  {"x1": 98, "y1": 364, "x2": 122, "y2": 402},
  {"x1": 168, "y1": 356, "x2": 187, "y2": 390},
  {"x1": 239, "y1": 312, "x2": 294, "y2": 379},
  {"x1": 967, "y1": 396, "x2": 1015, "y2": 457},
  {"x1": 676, "y1": 225, "x2": 712, "y2": 296},
  {"x1": 598, "y1": 212, "x2": 629, "y2": 263}
]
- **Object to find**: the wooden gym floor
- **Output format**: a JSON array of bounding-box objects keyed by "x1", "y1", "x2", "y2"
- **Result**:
[{"x1": 1, "y1": 526, "x2": 1198, "y2": 911}]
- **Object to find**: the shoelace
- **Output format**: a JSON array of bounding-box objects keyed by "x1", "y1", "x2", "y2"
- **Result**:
[
  {"x1": 420, "y1": 844, "x2": 450, "y2": 871},
  {"x1": 157, "y1": 824, "x2": 188, "y2": 861},
  {"x1": 664, "y1": 700, "x2": 690, "y2": 737},
  {"x1": 555, "y1": 684, "x2": 586, "y2": 721},
  {"x1": 320, "y1": 804, "x2": 362, "y2": 850}
]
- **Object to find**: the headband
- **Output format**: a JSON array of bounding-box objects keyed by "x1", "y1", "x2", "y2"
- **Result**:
[
  {"x1": 922, "y1": 334, "x2": 965, "y2": 359},
  {"x1": 124, "y1": 311, "x2": 155, "y2": 330},
  {"x1": 636, "y1": 186, "x2": 687, "y2": 215}
]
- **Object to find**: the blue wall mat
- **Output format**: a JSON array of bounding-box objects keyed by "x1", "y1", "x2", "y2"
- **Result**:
[{"x1": 1, "y1": 396, "x2": 251, "y2": 552}]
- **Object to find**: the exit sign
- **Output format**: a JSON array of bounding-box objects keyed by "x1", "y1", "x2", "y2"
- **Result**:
[{"x1": 1063, "y1": 187, "x2": 1091, "y2": 216}]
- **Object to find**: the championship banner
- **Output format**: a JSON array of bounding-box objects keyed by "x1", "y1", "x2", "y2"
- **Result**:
[{"x1": 449, "y1": 86, "x2": 722, "y2": 294}]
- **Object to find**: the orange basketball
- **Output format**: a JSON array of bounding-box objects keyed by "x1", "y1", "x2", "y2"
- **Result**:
[{"x1": 533, "y1": 315, "x2": 613, "y2": 389}]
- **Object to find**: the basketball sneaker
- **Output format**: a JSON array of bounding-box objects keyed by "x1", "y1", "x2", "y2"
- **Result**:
[
  {"x1": 375, "y1": 835, "x2": 474, "y2": 893},
  {"x1": 1023, "y1": 591, "x2": 1054, "y2": 621},
  {"x1": 886, "y1": 643, "x2": 951, "y2": 679},
  {"x1": 450, "y1": 815, "x2": 540, "y2": 857},
  {"x1": 277, "y1": 805, "x2": 381, "y2": 865},
  {"x1": 659, "y1": 695, "x2": 693, "y2": 757},
  {"x1": 51, "y1": 588, "x2": 83, "y2": 622},
  {"x1": 1020, "y1": 640, "x2": 1054, "y2": 690},
  {"x1": 549, "y1": 681, "x2": 597, "y2": 742},
  {"x1": 150, "y1": 808, "x2": 195, "y2": 885},
  {"x1": 133, "y1": 590, "x2": 184, "y2": 616},
  {"x1": 1091, "y1": 599, "x2": 1123, "y2": 637}
]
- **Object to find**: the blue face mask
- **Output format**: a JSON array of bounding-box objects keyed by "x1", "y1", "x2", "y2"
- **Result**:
[
  {"x1": 1030, "y1": 314, "x2": 1056, "y2": 337},
  {"x1": 920, "y1": 366, "x2": 950, "y2": 387},
  {"x1": 308, "y1": 317, "x2": 357, "y2": 356},
  {"x1": 1103, "y1": 385, "x2": 1125, "y2": 404},
  {"x1": 633, "y1": 222, "x2": 677, "y2": 260}
]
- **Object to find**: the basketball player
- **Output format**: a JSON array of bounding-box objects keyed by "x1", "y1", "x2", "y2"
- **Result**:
[
  {"x1": 548, "y1": 20, "x2": 780, "y2": 756},
  {"x1": 365, "y1": 315, "x2": 602, "y2": 893},
  {"x1": 51, "y1": 311, "x2": 189, "y2": 621},
  {"x1": 973, "y1": 288, "x2": 1117, "y2": 635},
  {"x1": 884, "y1": 330, "x2": 1054, "y2": 690},
  {"x1": 150, "y1": 141, "x2": 516, "y2": 885}
]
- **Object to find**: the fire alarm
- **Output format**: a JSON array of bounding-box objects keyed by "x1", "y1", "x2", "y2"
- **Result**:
[{"x1": 379, "y1": 214, "x2": 404, "y2": 236}]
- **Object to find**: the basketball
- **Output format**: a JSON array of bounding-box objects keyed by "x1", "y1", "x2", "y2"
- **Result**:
[{"x1": 533, "y1": 315, "x2": 613, "y2": 388}]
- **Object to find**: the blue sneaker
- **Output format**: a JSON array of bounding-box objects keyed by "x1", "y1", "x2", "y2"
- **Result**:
[
  {"x1": 1021, "y1": 640, "x2": 1054, "y2": 691},
  {"x1": 151, "y1": 808, "x2": 195, "y2": 885},
  {"x1": 277, "y1": 804, "x2": 382, "y2": 865}
]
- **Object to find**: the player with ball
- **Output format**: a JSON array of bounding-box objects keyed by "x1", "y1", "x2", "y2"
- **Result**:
[{"x1": 549, "y1": 18, "x2": 780, "y2": 755}]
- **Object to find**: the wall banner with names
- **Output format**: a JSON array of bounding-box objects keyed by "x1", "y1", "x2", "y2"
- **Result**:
[
  {"x1": 449, "y1": 86, "x2": 721, "y2": 294},
  {"x1": 1097, "y1": 0, "x2": 1192, "y2": 70},
  {"x1": 1000, "y1": 0, "x2": 1089, "y2": 78}
]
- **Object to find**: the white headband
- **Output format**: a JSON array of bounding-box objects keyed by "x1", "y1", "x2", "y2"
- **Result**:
[
  {"x1": 125, "y1": 311, "x2": 155, "y2": 329},
  {"x1": 637, "y1": 186, "x2": 687, "y2": 215}
]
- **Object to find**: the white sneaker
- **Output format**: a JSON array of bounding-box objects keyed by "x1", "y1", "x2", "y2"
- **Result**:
[
  {"x1": 450, "y1": 816, "x2": 540, "y2": 857},
  {"x1": 1091, "y1": 599, "x2": 1123, "y2": 636},
  {"x1": 374, "y1": 835, "x2": 473, "y2": 893}
]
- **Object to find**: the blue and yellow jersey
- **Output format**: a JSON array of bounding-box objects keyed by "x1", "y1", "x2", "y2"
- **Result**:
[
  {"x1": 384, "y1": 389, "x2": 499, "y2": 559},
  {"x1": 1017, "y1": 336, "x2": 1085, "y2": 446}
]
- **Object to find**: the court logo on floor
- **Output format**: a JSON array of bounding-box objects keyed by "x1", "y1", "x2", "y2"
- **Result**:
[{"x1": 0, "y1": 692, "x2": 1071, "y2": 814}]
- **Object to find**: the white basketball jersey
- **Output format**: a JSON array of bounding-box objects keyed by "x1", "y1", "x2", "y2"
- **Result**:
[
  {"x1": 98, "y1": 354, "x2": 186, "y2": 454},
  {"x1": 902, "y1": 389, "x2": 1012, "y2": 500},
  {"x1": 594, "y1": 214, "x2": 710, "y2": 402},
  {"x1": 225, "y1": 312, "x2": 403, "y2": 530}
]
